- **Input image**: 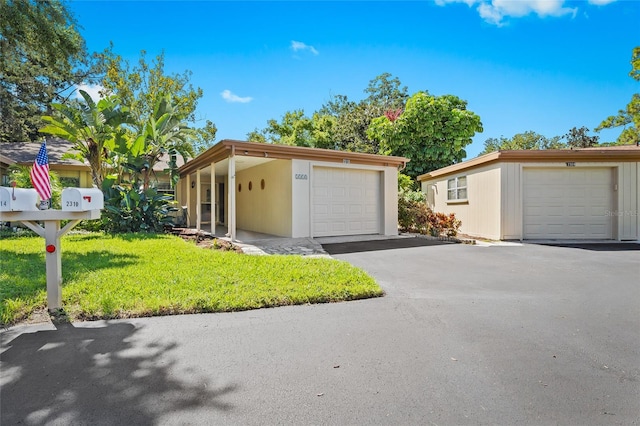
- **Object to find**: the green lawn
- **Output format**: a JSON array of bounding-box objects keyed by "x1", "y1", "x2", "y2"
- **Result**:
[{"x1": 0, "y1": 233, "x2": 382, "y2": 326}]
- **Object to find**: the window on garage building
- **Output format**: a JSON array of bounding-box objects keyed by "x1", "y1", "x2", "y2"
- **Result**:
[{"x1": 447, "y1": 176, "x2": 467, "y2": 201}]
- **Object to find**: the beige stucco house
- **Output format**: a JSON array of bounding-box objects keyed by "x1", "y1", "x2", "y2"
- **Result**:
[
  {"x1": 418, "y1": 146, "x2": 640, "y2": 241},
  {"x1": 177, "y1": 140, "x2": 408, "y2": 240}
]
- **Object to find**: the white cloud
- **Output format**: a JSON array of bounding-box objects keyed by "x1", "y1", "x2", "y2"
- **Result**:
[
  {"x1": 437, "y1": 0, "x2": 583, "y2": 25},
  {"x1": 291, "y1": 40, "x2": 319, "y2": 56},
  {"x1": 220, "y1": 89, "x2": 253, "y2": 104},
  {"x1": 75, "y1": 83, "x2": 105, "y2": 101},
  {"x1": 588, "y1": 0, "x2": 616, "y2": 5}
]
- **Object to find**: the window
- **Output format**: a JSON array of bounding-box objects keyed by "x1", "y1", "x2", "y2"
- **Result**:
[
  {"x1": 59, "y1": 177, "x2": 80, "y2": 188},
  {"x1": 447, "y1": 176, "x2": 467, "y2": 201}
]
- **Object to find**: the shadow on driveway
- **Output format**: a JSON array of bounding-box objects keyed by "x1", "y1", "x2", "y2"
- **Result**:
[
  {"x1": 1, "y1": 318, "x2": 237, "y2": 425},
  {"x1": 538, "y1": 243, "x2": 640, "y2": 251},
  {"x1": 322, "y1": 237, "x2": 456, "y2": 255}
]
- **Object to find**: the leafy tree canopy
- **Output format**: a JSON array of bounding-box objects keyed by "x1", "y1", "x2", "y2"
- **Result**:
[
  {"x1": 96, "y1": 45, "x2": 216, "y2": 154},
  {"x1": 249, "y1": 73, "x2": 408, "y2": 153},
  {"x1": 368, "y1": 92, "x2": 483, "y2": 179},
  {"x1": 0, "y1": 0, "x2": 93, "y2": 143},
  {"x1": 479, "y1": 131, "x2": 563, "y2": 155},
  {"x1": 563, "y1": 126, "x2": 599, "y2": 148},
  {"x1": 479, "y1": 126, "x2": 601, "y2": 156},
  {"x1": 596, "y1": 46, "x2": 640, "y2": 145}
]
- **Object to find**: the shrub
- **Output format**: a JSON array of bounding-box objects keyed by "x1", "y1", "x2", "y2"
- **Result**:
[
  {"x1": 102, "y1": 184, "x2": 174, "y2": 233},
  {"x1": 398, "y1": 189, "x2": 461, "y2": 237}
]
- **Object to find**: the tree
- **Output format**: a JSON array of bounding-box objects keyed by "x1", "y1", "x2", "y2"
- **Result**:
[
  {"x1": 563, "y1": 126, "x2": 599, "y2": 148},
  {"x1": 596, "y1": 46, "x2": 640, "y2": 145},
  {"x1": 40, "y1": 90, "x2": 130, "y2": 189},
  {"x1": 131, "y1": 94, "x2": 196, "y2": 190},
  {"x1": 0, "y1": 0, "x2": 93, "y2": 143},
  {"x1": 363, "y1": 72, "x2": 409, "y2": 111},
  {"x1": 479, "y1": 131, "x2": 564, "y2": 155},
  {"x1": 317, "y1": 73, "x2": 409, "y2": 153},
  {"x1": 250, "y1": 73, "x2": 409, "y2": 153},
  {"x1": 368, "y1": 92, "x2": 483, "y2": 179},
  {"x1": 96, "y1": 46, "x2": 216, "y2": 153}
]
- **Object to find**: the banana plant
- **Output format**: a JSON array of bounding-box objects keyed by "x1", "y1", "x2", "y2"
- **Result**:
[{"x1": 39, "y1": 90, "x2": 132, "y2": 188}]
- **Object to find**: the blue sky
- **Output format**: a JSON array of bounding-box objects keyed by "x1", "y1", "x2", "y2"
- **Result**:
[{"x1": 68, "y1": 0, "x2": 639, "y2": 158}]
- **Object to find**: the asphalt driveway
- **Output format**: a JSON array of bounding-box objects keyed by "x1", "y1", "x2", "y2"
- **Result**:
[{"x1": 1, "y1": 242, "x2": 639, "y2": 425}]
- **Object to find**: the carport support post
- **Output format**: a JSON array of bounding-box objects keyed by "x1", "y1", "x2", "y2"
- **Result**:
[
  {"x1": 196, "y1": 169, "x2": 202, "y2": 231},
  {"x1": 228, "y1": 151, "x2": 236, "y2": 241},
  {"x1": 210, "y1": 161, "x2": 216, "y2": 234},
  {"x1": 185, "y1": 174, "x2": 191, "y2": 227}
]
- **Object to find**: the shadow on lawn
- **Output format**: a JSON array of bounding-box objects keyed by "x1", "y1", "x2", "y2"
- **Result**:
[
  {"x1": 1, "y1": 249, "x2": 141, "y2": 325},
  {"x1": 1, "y1": 249, "x2": 139, "y2": 290},
  {"x1": 0, "y1": 318, "x2": 238, "y2": 425}
]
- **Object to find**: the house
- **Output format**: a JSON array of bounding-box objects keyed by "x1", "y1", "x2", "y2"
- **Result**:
[
  {"x1": 0, "y1": 138, "x2": 181, "y2": 197},
  {"x1": 176, "y1": 140, "x2": 408, "y2": 240},
  {"x1": 418, "y1": 146, "x2": 640, "y2": 241},
  {"x1": 0, "y1": 138, "x2": 93, "y2": 188}
]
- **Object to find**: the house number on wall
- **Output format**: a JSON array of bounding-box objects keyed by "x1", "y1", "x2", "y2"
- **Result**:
[
  {"x1": 566, "y1": 162, "x2": 576, "y2": 167},
  {"x1": 295, "y1": 174, "x2": 308, "y2": 180}
]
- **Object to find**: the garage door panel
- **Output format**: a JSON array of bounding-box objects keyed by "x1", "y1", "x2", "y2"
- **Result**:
[
  {"x1": 313, "y1": 167, "x2": 382, "y2": 237},
  {"x1": 523, "y1": 168, "x2": 612, "y2": 239}
]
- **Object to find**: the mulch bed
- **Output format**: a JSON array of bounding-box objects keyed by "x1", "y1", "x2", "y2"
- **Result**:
[{"x1": 167, "y1": 227, "x2": 243, "y2": 253}]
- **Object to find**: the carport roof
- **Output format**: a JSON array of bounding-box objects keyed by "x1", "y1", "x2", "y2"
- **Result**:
[
  {"x1": 417, "y1": 145, "x2": 640, "y2": 181},
  {"x1": 179, "y1": 139, "x2": 409, "y2": 176}
]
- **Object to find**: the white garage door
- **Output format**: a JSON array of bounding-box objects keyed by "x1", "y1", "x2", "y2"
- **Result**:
[
  {"x1": 523, "y1": 168, "x2": 613, "y2": 239},
  {"x1": 313, "y1": 167, "x2": 381, "y2": 237}
]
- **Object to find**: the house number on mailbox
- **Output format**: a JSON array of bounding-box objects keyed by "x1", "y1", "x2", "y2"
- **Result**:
[{"x1": 295, "y1": 173, "x2": 308, "y2": 180}]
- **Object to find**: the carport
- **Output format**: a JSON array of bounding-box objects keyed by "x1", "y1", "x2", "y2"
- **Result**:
[{"x1": 176, "y1": 140, "x2": 407, "y2": 241}]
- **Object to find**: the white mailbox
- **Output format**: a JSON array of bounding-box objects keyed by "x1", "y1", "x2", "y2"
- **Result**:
[
  {"x1": 0, "y1": 187, "x2": 39, "y2": 212},
  {"x1": 61, "y1": 187, "x2": 104, "y2": 211}
]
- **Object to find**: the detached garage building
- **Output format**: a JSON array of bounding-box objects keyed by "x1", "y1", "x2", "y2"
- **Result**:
[
  {"x1": 418, "y1": 146, "x2": 640, "y2": 241},
  {"x1": 177, "y1": 140, "x2": 407, "y2": 240}
]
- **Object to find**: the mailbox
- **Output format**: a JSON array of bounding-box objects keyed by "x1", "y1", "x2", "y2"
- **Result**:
[
  {"x1": 0, "y1": 187, "x2": 39, "y2": 211},
  {"x1": 61, "y1": 187, "x2": 104, "y2": 211}
]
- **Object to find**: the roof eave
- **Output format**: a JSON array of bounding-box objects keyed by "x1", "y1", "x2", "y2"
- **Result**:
[
  {"x1": 418, "y1": 148, "x2": 640, "y2": 181},
  {"x1": 179, "y1": 140, "x2": 409, "y2": 176}
]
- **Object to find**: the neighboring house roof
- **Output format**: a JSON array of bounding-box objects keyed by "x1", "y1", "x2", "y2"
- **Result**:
[
  {"x1": 0, "y1": 138, "x2": 89, "y2": 169},
  {"x1": 179, "y1": 139, "x2": 409, "y2": 176},
  {"x1": 418, "y1": 145, "x2": 640, "y2": 181},
  {"x1": 0, "y1": 137, "x2": 185, "y2": 172}
]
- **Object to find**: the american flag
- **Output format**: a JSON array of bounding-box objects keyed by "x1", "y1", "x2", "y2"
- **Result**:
[{"x1": 30, "y1": 142, "x2": 52, "y2": 201}]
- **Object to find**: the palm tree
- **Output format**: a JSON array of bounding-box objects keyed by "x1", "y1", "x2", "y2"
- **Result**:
[
  {"x1": 133, "y1": 94, "x2": 195, "y2": 190},
  {"x1": 40, "y1": 90, "x2": 130, "y2": 189}
]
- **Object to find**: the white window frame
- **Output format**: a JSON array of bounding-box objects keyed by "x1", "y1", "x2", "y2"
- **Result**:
[{"x1": 447, "y1": 176, "x2": 468, "y2": 203}]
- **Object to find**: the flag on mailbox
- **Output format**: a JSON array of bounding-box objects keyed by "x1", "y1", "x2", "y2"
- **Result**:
[{"x1": 30, "y1": 142, "x2": 52, "y2": 201}]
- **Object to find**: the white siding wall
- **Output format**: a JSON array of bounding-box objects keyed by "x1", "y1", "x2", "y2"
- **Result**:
[
  {"x1": 424, "y1": 160, "x2": 639, "y2": 241},
  {"x1": 422, "y1": 164, "x2": 502, "y2": 240},
  {"x1": 618, "y1": 162, "x2": 639, "y2": 241},
  {"x1": 291, "y1": 159, "x2": 311, "y2": 238},
  {"x1": 500, "y1": 163, "x2": 521, "y2": 240}
]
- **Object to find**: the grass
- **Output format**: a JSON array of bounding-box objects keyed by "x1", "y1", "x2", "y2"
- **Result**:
[{"x1": 0, "y1": 232, "x2": 383, "y2": 326}]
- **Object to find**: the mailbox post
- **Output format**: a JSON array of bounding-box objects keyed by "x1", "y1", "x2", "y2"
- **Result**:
[{"x1": 0, "y1": 187, "x2": 103, "y2": 311}]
